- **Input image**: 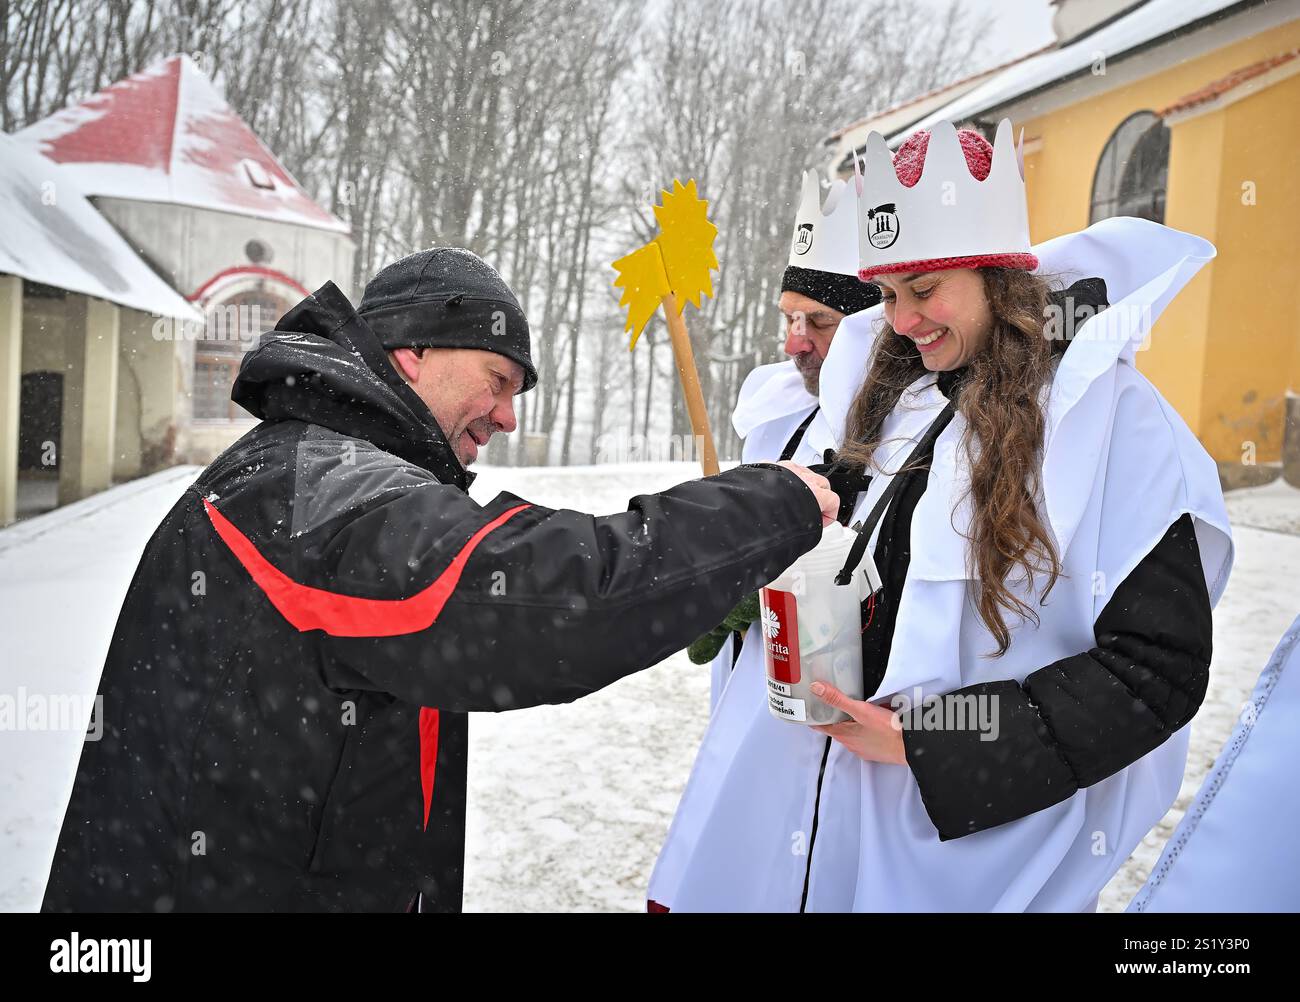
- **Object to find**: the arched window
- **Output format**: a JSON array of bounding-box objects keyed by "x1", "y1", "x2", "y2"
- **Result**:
[
  {"x1": 1089, "y1": 111, "x2": 1170, "y2": 224},
  {"x1": 190, "y1": 268, "x2": 306, "y2": 421},
  {"x1": 193, "y1": 288, "x2": 291, "y2": 421},
  {"x1": 191, "y1": 273, "x2": 303, "y2": 421}
]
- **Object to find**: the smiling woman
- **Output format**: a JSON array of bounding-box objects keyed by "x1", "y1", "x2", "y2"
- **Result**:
[
  {"x1": 841, "y1": 264, "x2": 1058, "y2": 654},
  {"x1": 650, "y1": 121, "x2": 1232, "y2": 915},
  {"x1": 868, "y1": 268, "x2": 995, "y2": 371}
]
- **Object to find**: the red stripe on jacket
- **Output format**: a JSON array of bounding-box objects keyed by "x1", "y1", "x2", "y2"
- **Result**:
[
  {"x1": 202, "y1": 498, "x2": 530, "y2": 637},
  {"x1": 419, "y1": 707, "x2": 440, "y2": 830},
  {"x1": 202, "y1": 497, "x2": 531, "y2": 833}
]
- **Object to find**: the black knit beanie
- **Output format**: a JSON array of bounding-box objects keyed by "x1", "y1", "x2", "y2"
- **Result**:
[
  {"x1": 358, "y1": 247, "x2": 538, "y2": 392},
  {"x1": 781, "y1": 265, "x2": 881, "y2": 316}
]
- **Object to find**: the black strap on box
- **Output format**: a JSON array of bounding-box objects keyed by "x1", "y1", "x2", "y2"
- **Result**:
[{"x1": 834, "y1": 402, "x2": 956, "y2": 587}]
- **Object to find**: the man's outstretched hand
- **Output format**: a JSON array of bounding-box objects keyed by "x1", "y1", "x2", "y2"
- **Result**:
[{"x1": 775, "y1": 461, "x2": 839, "y2": 527}]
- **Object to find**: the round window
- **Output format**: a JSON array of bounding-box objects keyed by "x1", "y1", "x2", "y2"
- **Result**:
[{"x1": 245, "y1": 239, "x2": 273, "y2": 264}]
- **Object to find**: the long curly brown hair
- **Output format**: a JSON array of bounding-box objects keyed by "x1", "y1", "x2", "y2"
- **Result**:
[{"x1": 837, "y1": 267, "x2": 1061, "y2": 657}]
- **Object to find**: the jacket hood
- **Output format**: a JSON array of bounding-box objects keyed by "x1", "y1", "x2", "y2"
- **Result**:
[
  {"x1": 936, "y1": 275, "x2": 1111, "y2": 403},
  {"x1": 232, "y1": 281, "x2": 474, "y2": 491},
  {"x1": 1047, "y1": 275, "x2": 1109, "y2": 346}
]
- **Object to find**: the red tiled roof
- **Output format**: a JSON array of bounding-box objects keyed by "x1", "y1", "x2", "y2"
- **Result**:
[
  {"x1": 1159, "y1": 48, "x2": 1300, "y2": 117},
  {"x1": 14, "y1": 55, "x2": 349, "y2": 234},
  {"x1": 39, "y1": 54, "x2": 181, "y2": 170}
]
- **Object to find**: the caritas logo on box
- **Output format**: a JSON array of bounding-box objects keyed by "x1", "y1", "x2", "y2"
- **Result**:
[{"x1": 760, "y1": 588, "x2": 800, "y2": 684}]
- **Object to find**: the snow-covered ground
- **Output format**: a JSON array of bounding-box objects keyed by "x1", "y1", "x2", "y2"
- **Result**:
[
  {"x1": 0, "y1": 466, "x2": 205, "y2": 911},
  {"x1": 1, "y1": 463, "x2": 1297, "y2": 912}
]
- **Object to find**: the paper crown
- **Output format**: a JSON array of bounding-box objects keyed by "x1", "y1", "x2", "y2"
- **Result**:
[
  {"x1": 788, "y1": 170, "x2": 859, "y2": 275},
  {"x1": 856, "y1": 118, "x2": 1037, "y2": 281}
]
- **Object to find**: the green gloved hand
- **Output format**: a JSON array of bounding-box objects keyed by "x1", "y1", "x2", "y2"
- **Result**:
[{"x1": 686, "y1": 593, "x2": 762, "y2": 665}]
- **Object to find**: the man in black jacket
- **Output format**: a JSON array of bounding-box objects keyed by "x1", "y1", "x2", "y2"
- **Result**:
[{"x1": 42, "y1": 249, "x2": 835, "y2": 913}]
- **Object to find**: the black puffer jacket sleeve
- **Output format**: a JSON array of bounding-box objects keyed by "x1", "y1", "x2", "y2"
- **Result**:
[
  {"x1": 296, "y1": 462, "x2": 824, "y2": 711},
  {"x1": 898, "y1": 513, "x2": 1212, "y2": 841}
]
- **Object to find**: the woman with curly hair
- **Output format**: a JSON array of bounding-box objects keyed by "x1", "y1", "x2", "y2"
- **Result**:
[{"x1": 650, "y1": 120, "x2": 1234, "y2": 912}]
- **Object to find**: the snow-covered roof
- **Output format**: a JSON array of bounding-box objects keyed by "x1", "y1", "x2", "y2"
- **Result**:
[
  {"x1": 13, "y1": 54, "x2": 350, "y2": 235},
  {"x1": 824, "y1": 47, "x2": 1051, "y2": 175},
  {"x1": 885, "y1": 0, "x2": 1249, "y2": 142},
  {"x1": 826, "y1": 45, "x2": 1052, "y2": 146},
  {"x1": 0, "y1": 132, "x2": 202, "y2": 321}
]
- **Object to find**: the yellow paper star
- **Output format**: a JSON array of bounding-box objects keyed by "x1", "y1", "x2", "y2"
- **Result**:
[
  {"x1": 611, "y1": 241, "x2": 671, "y2": 350},
  {"x1": 653, "y1": 178, "x2": 719, "y2": 314}
]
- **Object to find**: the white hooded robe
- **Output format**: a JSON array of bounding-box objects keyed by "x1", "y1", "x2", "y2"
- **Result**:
[
  {"x1": 707, "y1": 361, "x2": 822, "y2": 710},
  {"x1": 651, "y1": 217, "x2": 1234, "y2": 912}
]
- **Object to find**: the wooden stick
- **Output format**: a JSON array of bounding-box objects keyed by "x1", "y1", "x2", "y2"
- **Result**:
[{"x1": 661, "y1": 291, "x2": 720, "y2": 476}]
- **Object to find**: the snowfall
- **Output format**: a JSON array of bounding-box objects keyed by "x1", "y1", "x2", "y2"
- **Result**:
[{"x1": 1, "y1": 461, "x2": 1297, "y2": 913}]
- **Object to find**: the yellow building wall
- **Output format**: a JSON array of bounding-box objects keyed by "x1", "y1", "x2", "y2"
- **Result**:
[
  {"x1": 1197, "y1": 72, "x2": 1300, "y2": 462},
  {"x1": 1016, "y1": 18, "x2": 1300, "y2": 462},
  {"x1": 113, "y1": 308, "x2": 181, "y2": 480},
  {"x1": 1143, "y1": 109, "x2": 1222, "y2": 435}
]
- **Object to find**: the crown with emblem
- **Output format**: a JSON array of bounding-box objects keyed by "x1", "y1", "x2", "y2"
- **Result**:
[
  {"x1": 787, "y1": 169, "x2": 859, "y2": 275},
  {"x1": 855, "y1": 118, "x2": 1038, "y2": 281}
]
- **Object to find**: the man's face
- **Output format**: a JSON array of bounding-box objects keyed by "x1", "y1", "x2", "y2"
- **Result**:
[
  {"x1": 387, "y1": 347, "x2": 524, "y2": 466},
  {"x1": 779, "y1": 290, "x2": 845, "y2": 395}
]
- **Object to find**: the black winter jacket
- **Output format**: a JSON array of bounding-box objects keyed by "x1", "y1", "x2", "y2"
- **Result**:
[{"x1": 41, "y1": 281, "x2": 823, "y2": 913}]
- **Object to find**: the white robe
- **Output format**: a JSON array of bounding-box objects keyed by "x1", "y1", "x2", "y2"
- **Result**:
[
  {"x1": 1127, "y1": 613, "x2": 1300, "y2": 912},
  {"x1": 652, "y1": 216, "x2": 1235, "y2": 912},
  {"x1": 707, "y1": 362, "x2": 820, "y2": 711}
]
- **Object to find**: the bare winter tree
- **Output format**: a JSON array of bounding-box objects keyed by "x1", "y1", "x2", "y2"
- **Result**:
[
  {"x1": 616, "y1": 0, "x2": 991, "y2": 458},
  {"x1": 3, "y1": 0, "x2": 995, "y2": 467},
  {"x1": 0, "y1": 0, "x2": 345, "y2": 240}
]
